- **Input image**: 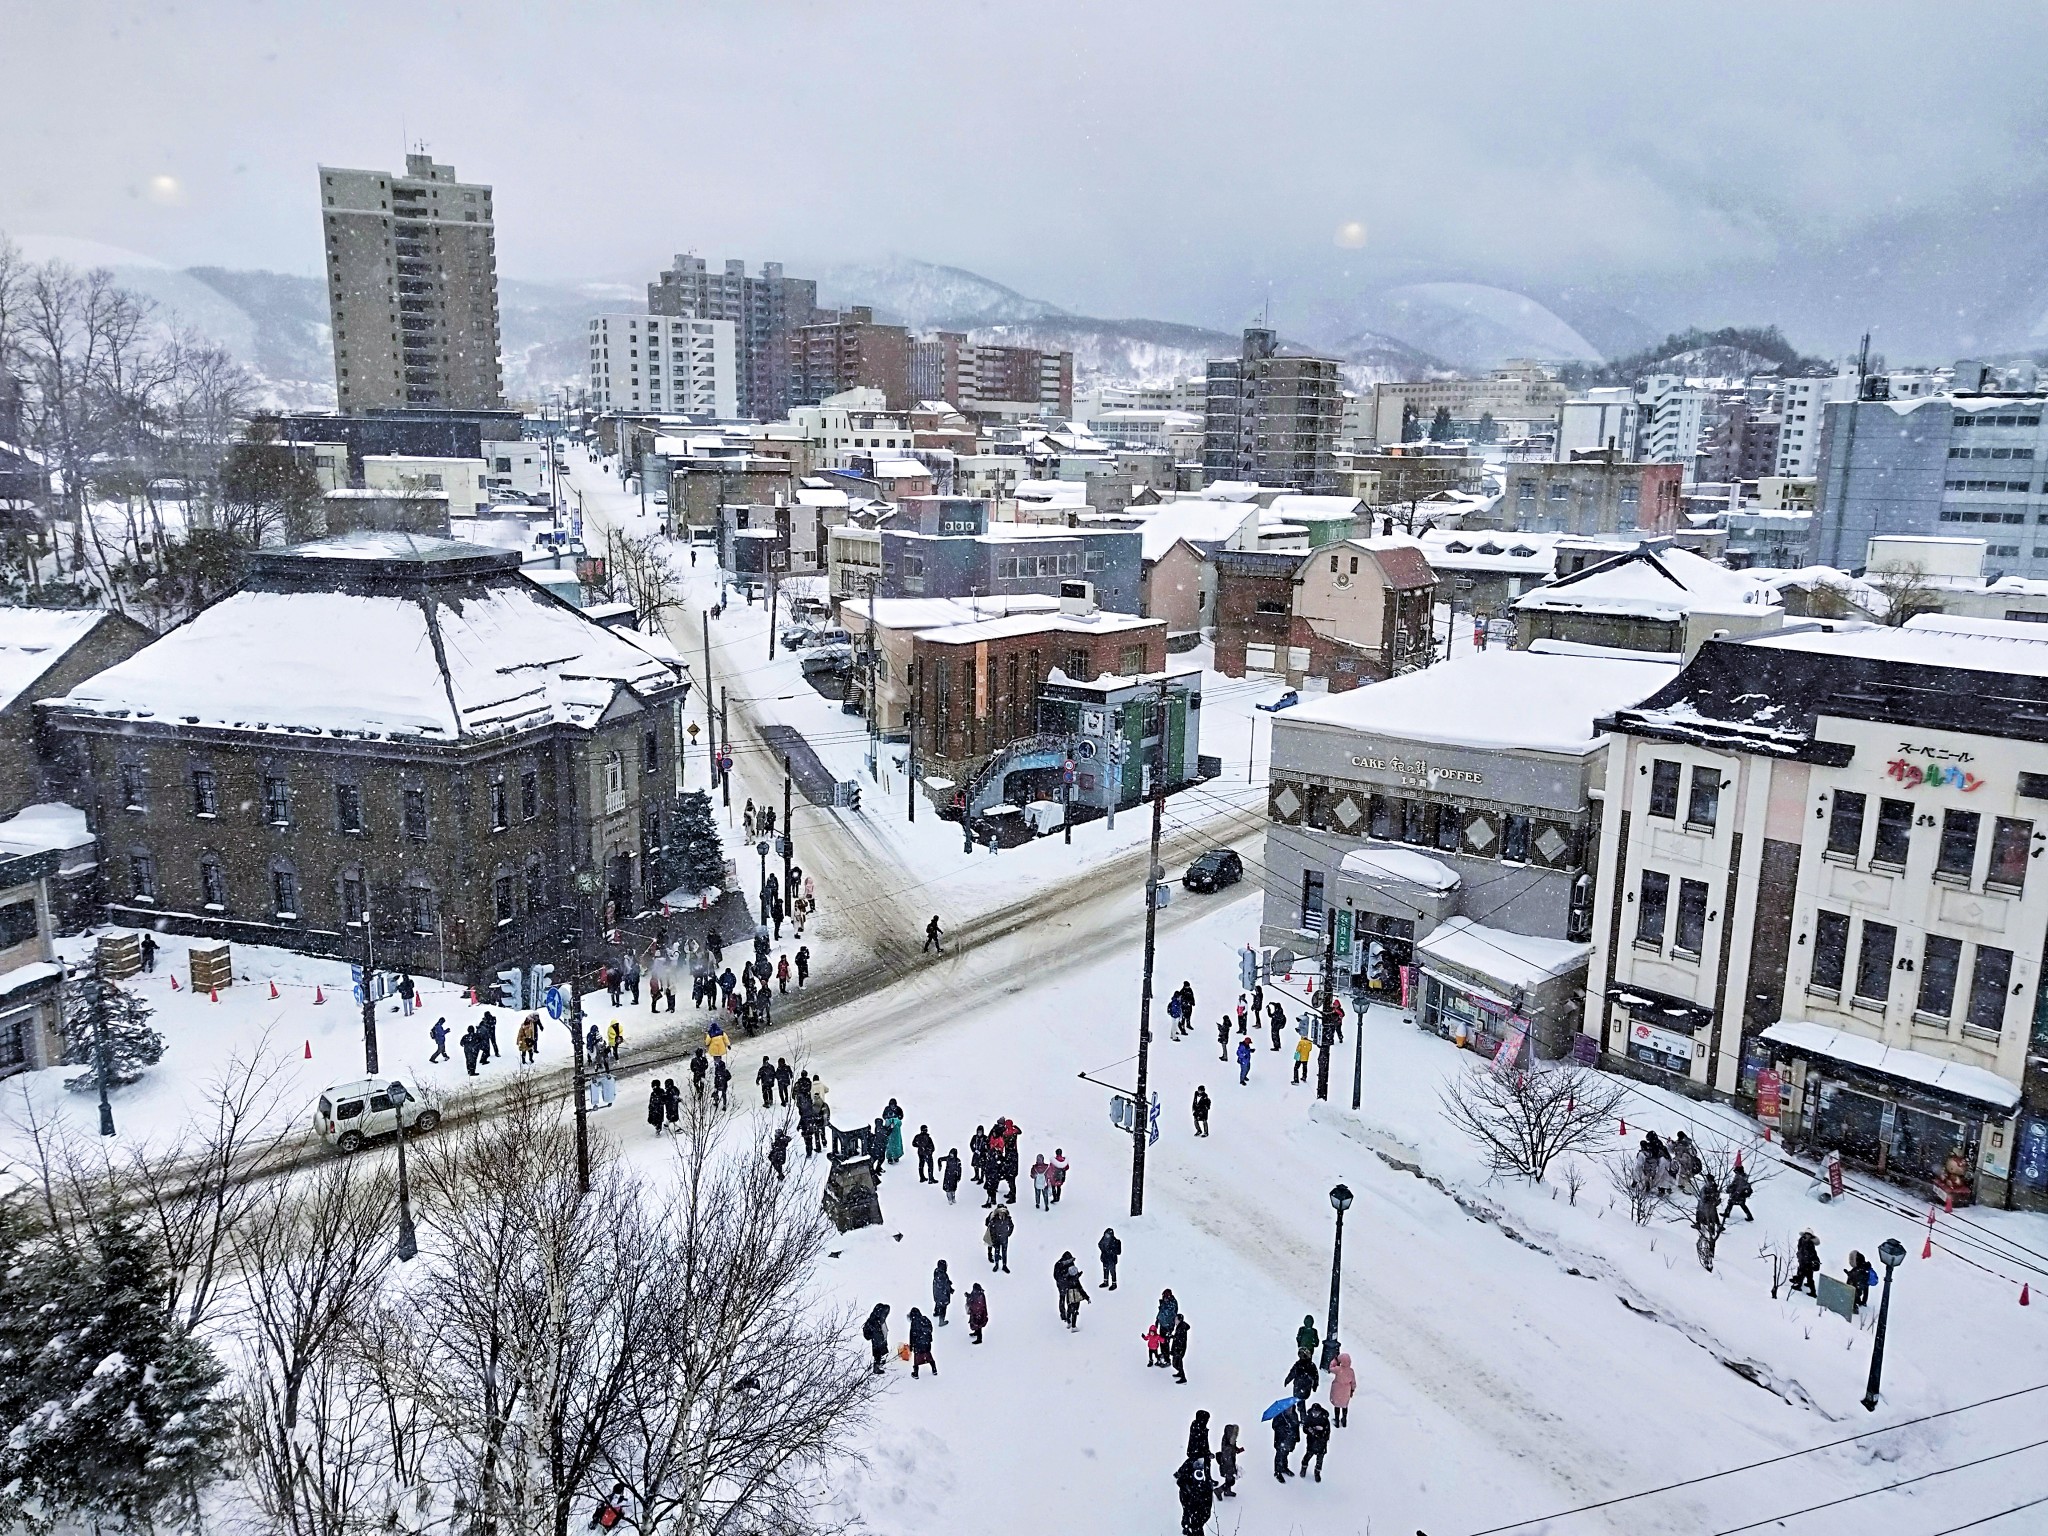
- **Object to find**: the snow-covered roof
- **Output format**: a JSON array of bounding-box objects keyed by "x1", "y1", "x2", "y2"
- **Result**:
[
  {"x1": 1756, "y1": 566, "x2": 1888, "y2": 615},
  {"x1": 1015, "y1": 479, "x2": 1090, "y2": 506},
  {"x1": 1338, "y1": 847, "x2": 1460, "y2": 892},
  {"x1": 1409, "y1": 531, "x2": 1560, "y2": 577},
  {"x1": 1132, "y1": 500, "x2": 1256, "y2": 561},
  {"x1": 846, "y1": 596, "x2": 1060, "y2": 632},
  {"x1": 1748, "y1": 618, "x2": 2048, "y2": 680},
  {"x1": 0, "y1": 802, "x2": 93, "y2": 859},
  {"x1": 796, "y1": 487, "x2": 849, "y2": 509},
  {"x1": 1762, "y1": 1020, "x2": 2018, "y2": 1110},
  {"x1": 1514, "y1": 545, "x2": 1780, "y2": 621},
  {"x1": 49, "y1": 542, "x2": 684, "y2": 743},
  {"x1": 1418, "y1": 918, "x2": 1591, "y2": 991},
  {"x1": 917, "y1": 608, "x2": 1158, "y2": 646},
  {"x1": 1281, "y1": 649, "x2": 1679, "y2": 755},
  {"x1": 0, "y1": 608, "x2": 112, "y2": 714},
  {"x1": 867, "y1": 459, "x2": 932, "y2": 480},
  {"x1": 1268, "y1": 494, "x2": 1364, "y2": 522}
]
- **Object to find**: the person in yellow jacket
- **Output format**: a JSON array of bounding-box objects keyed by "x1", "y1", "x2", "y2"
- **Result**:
[
  {"x1": 705, "y1": 1020, "x2": 730, "y2": 1060},
  {"x1": 1292, "y1": 1032, "x2": 1313, "y2": 1084}
]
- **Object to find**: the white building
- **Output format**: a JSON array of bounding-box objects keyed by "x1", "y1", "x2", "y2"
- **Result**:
[
  {"x1": 1635, "y1": 376, "x2": 1713, "y2": 465},
  {"x1": 361, "y1": 455, "x2": 490, "y2": 519},
  {"x1": 1556, "y1": 388, "x2": 1640, "y2": 459},
  {"x1": 587, "y1": 313, "x2": 737, "y2": 418},
  {"x1": 1586, "y1": 617, "x2": 2048, "y2": 1206},
  {"x1": 1776, "y1": 374, "x2": 1858, "y2": 478},
  {"x1": 786, "y1": 390, "x2": 914, "y2": 468}
]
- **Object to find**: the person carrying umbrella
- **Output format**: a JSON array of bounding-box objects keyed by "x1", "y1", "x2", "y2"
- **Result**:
[{"x1": 1265, "y1": 1398, "x2": 1301, "y2": 1482}]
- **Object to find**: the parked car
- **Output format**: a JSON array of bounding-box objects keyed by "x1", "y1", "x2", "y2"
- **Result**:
[
  {"x1": 779, "y1": 623, "x2": 820, "y2": 650},
  {"x1": 1182, "y1": 848, "x2": 1244, "y2": 893},
  {"x1": 314, "y1": 1077, "x2": 438, "y2": 1153},
  {"x1": 808, "y1": 626, "x2": 854, "y2": 650},
  {"x1": 800, "y1": 643, "x2": 855, "y2": 675},
  {"x1": 1255, "y1": 689, "x2": 1301, "y2": 713}
]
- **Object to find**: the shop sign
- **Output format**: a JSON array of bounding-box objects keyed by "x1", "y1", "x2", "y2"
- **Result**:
[
  {"x1": 2020, "y1": 1118, "x2": 2048, "y2": 1190},
  {"x1": 1887, "y1": 745, "x2": 1982, "y2": 791},
  {"x1": 1824, "y1": 1150, "x2": 1845, "y2": 1200},
  {"x1": 1756, "y1": 1066, "x2": 1782, "y2": 1121},
  {"x1": 1333, "y1": 907, "x2": 1354, "y2": 964},
  {"x1": 1348, "y1": 752, "x2": 1483, "y2": 787},
  {"x1": 1630, "y1": 1020, "x2": 1695, "y2": 1061}
]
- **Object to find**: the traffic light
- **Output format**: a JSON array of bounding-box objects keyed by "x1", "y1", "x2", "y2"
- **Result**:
[{"x1": 1239, "y1": 946, "x2": 1259, "y2": 991}]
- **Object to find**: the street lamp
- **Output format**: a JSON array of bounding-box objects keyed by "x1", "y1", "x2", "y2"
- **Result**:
[
  {"x1": 387, "y1": 1081, "x2": 418, "y2": 1261},
  {"x1": 1325, "y1": 1182, "x2": 1354, "y2": 1369},
  {"x1": 567, "y1": 869, "x2": 599, "y2": 1194},
  {"x1": 1861, "y1": 1237, "x2": 1908, "y2": 1412}
]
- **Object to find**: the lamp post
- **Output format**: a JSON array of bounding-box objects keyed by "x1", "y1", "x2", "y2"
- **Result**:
[
  {"x1": 388, "y1": 1081, "x2": 418, "y2": 1261},
  {"x1": 1325, "y1": 1182, "x2": 1353, "y2": 1369},
  {"x1": 91, "y1": 956, "x2": 115, "y2": 1138},
  {"x1": 568, "y1": 870, "x2": 597, "y2": 1194},
  {"x1": 1861, "y1": 1237, "x2": 1908, "y2": 1411}
]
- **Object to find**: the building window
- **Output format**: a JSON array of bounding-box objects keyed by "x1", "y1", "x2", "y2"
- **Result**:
[
  {"x1": 493, "y1": 872, "x2": 515, "y2": 924},
  {"x1": 1854, "y1": 921, "x2": 1897, "y2": 1003},
  {"x1": 403, "y1": 787, "x2": 428, "y2": 840},
  {"x1": 1685, "y1": 767, "x2": 1720, "y2": 830},
  {"x1": 1255, "y1": 599, "x2": 1289, "y2": 617},
  {"x1": 199, "y1": 857, "x2": 227, "y2": 910},
  {"x1": 1065, "y1": 649, "x2": 1090, "y2": 679},
  {"x1": 272, "y1": 867, "x2": 299, "y2": 919},
  {"x1": 1636, "y1": 870, "x2": 1669, "y2": 946},
  {"x1": 263, "y1": 775, "x2": 290, "y2": 826},
  {"x1": 605, "y1": 753, "x2": 625, "y2": 798},
  {"x1": 130, "y1": 851, "x2": 156, "y2": 902},
  {"x1": 1501, "y1": 813, "x2": 1531, "y2": 862},
  {"x1": 1936, "y1": 809, "x2": 1980, "y2": 880},
  {"x1": 1648, "y1": 760, "x2": 1680, "y2": 818},
  {"x1": 489, "y1": 778, "x2": 509, "y2": 831},
  {"x1": 1988, "y1": 817, "x2": 2032, "y2": 891},
  {"x1": 1871, "y1": 799, "x2": 1913, "y2": 867},
  {"x1": 1967, "y1": 945, "x2": 2013, "y2": 1033},
  {"x1": 1119, "y1": 644, "x2": 1147, "y2": 675},
  {"x1": 521, "y1": 767, "x2": 539, "y2": 820},
  {"x1": 1301, "y1": 870, "x2": 1325, "y2": 931},
  {"x1": 1918, "y1": 934, "x2": 1963, "y2": 1017},
  {"x1": 336, "y1": 782, "x2": 364, "y2": 834},
  {"x1": 526, "y1": 856, "x2": 548, "y2": 914},
  {"x1": 1401, "y1": 798, "x2": 1427, "y2": 845},
  {"x1": 1368, "y1": 796, "x2": 1392, "y2": 840},
  {"x1": 404, "y1": 885, "x2": 434, "y2": 935},
  {"x1": 643, "y1": 728, "x2": 659, "y2": 774},
  {"x1": 191, "y1": 768, "x2": 219, "y2": 817},
  {"x1": 341, "y1": 871, "x2": 365, "y2": 926},
  {"x1": 1674, "y1": 878, "x2": 1709, "y2": 956},
  {"x1": 0, "y1": 1009, "x2": 28, "y2": 1071},
  {"x1": 1434, "y1": 804, "x2": 1461, "y2": 853},
  {"x1": 1826, "y1": 791, "x2": 1866, "y2": 857},
  {"x1": 0, "y1": 900, "x2": 37, "y2": 948},
  {"x1": 118, "y1": 762, "x2": 147, "y2": 812},
  {"x1": 1812, "y1": 910, "x2": 1850, "y2": 993}
]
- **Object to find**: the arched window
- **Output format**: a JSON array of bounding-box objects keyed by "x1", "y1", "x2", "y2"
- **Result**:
[
  {"x1": 198, "y1": 855, "x2": 227, "y2": 911},
  {"x1": 402, "y1": 879, "x2": 435, "y2": 936},
  {"x1": 525, "y1": 855, "x2": 548, "y2": 914},
  {"x1": 337, "y1": 866, "x2": 367, "y2": 927},
  {"x1": 269, "y1": 858, "x2": 300, "y2": 920}
]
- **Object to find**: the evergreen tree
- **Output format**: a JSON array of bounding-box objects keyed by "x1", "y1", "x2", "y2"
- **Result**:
[
  {"x1": 60, "y1": 970, "x2": 164, "y2": 1093},
  {"x1": 671, "y1": 789, "x2": 728, "y2": 897},
  {"x1": 1476, "y1": 411, "x2": 1498, "y2": 443},
  {"x1": 1428, "y1": 405, "x2": 1454, "y2": 441},
  {"x1": 0, "y1": 1215, "x2": 229, "y2": 1532}
]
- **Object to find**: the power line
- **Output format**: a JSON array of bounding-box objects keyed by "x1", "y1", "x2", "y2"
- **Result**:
[
  {"x1": 1923, "y1": 1491, "x2": 2048, "y2": 1534},
  {"x1": 1711, "y1": 1434, "x2": 2048, "y2": 1535},
  {"x1": 1460, "y1": 1381, "x2": 2048, "y2": 1536}
]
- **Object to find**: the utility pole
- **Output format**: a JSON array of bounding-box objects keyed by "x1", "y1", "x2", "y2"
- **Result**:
[
  {"x1": 91, "y1": 951, "x2": 114, "y2": 1138},
  {"x1": 702, "y1": 609, "x2": 715, "y2": 790},
  {"x1": 719, "y1": 687, "x2": 730, "y2": 809},
  {"x1": 866, "y1": 573, "x2": 880, "y2": 780},
  {"x1": 905, "y1": 688, "x2": 918, "y2": 823},
  {"x1": 1129, "y1": 673, "x2": 1171, "y2": 1218},
  {"x1": 782, "y1": 754, "x2": 794, "y2": 901},
  {"x1": 1316, "y1": 916, "x2": 1337, "y2": 1101},
  {"x1": 767, "y1": 559, "x2": 778, "y2": 661},
  {"x1": 361, "y1": 904, "x2": 380, "y2": 1075},
  {"x1": 566, "y1": 886, "x2": 591, "y2": 1194}
]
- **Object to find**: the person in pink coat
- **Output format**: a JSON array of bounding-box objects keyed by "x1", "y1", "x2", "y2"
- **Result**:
[{"x1": 1328, "y1": 1351, "x2": 1357, "y2": 1428}]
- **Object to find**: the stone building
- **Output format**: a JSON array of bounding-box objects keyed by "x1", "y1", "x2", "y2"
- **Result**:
[
  {"x1": 40, "y1": 533, "x2": 689, "y2": 985},
  {"x1": 0, "y1": 609, "x2": 153, "y2": 819},
  {"x1": 0, "y1": 844, "x2": 64, "y2": 1081}
]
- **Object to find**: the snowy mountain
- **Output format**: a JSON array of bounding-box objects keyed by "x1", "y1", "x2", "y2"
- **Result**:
[{"x1": 815, "y1": 257, "x2": 1069, "y2": 328}]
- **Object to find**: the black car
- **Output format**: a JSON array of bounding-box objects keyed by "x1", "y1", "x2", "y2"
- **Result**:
[{"x1": 1183, "y1": 849, "x2": 1243, "y2": 893}]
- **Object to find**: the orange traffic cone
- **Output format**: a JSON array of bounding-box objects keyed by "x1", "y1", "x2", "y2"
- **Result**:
[
  {"x1": 303, "y1": 1040, "x2": 312, "y2": 1060},
  {"x1": 1619, "y1": 1118, "x2": 1627, "y2": 1136},
  {"x1": 170, "y1": 974, "x2": 181, "y2": 990},
  {"x1": 208, "y1": 987, "x2": 219, "y2": 1003},
  {"x1": 313, "y1": 984, "x2": 326, "y2": 1005},
  {"x1": 2023, "y1": 1284, "x2": 2032, "y2": 1307},
  {"x1": 269, "y1": 979, "x2": 280, "y2": 999},
  {"x1": 468, "y1": 986, "x2": 479, "y2": 1005},
  {"x1": 1734, "y1": 1150, "x2": 1743, "y2": 1169},
  {"x1": 1922, "y1": 1233, "x2": 1934, "y2": 1260}
]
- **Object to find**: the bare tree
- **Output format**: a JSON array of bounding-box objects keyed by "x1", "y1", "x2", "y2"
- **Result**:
[
  {"x1": 602, "y1": 524, "x2": 688, "y2": 631},
  {"x1": 1605, "y1": 1147, "x2": 1662, "y2": 1226},
  {"x1": 1439, "y1": 1059, "x2": 1629, "y2": 1183},
  {"x1": 1868, "y1": 560, "x2": 1945, "y2": 627}
]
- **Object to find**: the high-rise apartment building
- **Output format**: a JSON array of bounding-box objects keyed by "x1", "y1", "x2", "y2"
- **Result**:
[
  {"x1": 646, "y1": 255, "x2": 824, "y2": 420},
  {"x1": 912, "y1": 332, "x2": 1075, "y2": 416},
  {"x1": 1202, "y1": 328, "x2": 1344, "y2": 493},
  {"x1": 587, "y1": 314, "x2": 737, "y2": 417},
  {"x1": 1776, "y1": 374, "x2": 1858, "y2": 478},
  {"x1": 318, "y1": 154, "x2": 504, "y2": 411},
  {"x1": 789, "y1": 307, "x2": 914, "y2": 412}
]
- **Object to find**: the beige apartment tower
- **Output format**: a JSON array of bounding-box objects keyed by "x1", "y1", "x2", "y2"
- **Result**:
[{"x1": 318, "y1": 154, "x2": 504, "y2": 410}]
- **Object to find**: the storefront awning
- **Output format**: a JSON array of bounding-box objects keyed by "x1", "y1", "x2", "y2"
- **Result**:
[
  {"x1": 1761, "y1": 1019, "x2": 2021, "y2": 1113},
  {"x1": 1607, "y1": 985, "x2": 1716, "y2": 1035},
  {"x1": 1417, "y1": 917, "x2": 1590, "y2": 997},
  {"x1": 1338, "y1": 847, "x2": 1460, "y2": 892}
]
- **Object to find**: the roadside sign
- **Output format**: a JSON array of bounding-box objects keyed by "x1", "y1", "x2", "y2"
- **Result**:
[
  {"x1": 544, "y1": 986, "x2": 566, "y2": 1021},
  {"x1": 1334, "y1": 908, "x2": 1354, "y2": 963}
]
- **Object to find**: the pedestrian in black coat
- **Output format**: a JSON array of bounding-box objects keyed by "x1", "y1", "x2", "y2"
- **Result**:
[
  {"x1": 965, "y1": 1282, "x2": 989, "y2": 1343},
  {"x1": 663, "y1": 1078, "x2": 681, "y2": 1129},
  {"x1": 1098, "y1": 1226, "x2": 1123, "y2": 1288},
  {"x1": 1269, "y1": 1001, "x2": 1286, "y2": 1051},
  {"x1": 689, "y1": 1048, "x2": 708, "y2": 1100},
  {"x1": 1724, "y1": 1162, "x2": 1756, "y2": 1221},
  {"x1": 768, "y1": 1128, "x2": 790, "y2": 1179},
  {"x1": 969, "y1": 1125, "x2": 989, "y2": 1184},
  {"x1": 932, "y1": 1259, "x2": 954, "y2": 1325},
  {"x1": 1270, "y1": 1401, "x2": 1300, "y2": 1482},
  {"x1": 1186, "y1": 1409, "x2": 1212, "y2": 1459},
  {"x1": 1170, "y1": 1315, "x2": 1191, "y2": 1383},
  {"x1": 775, "y1": 1057, "x2": 793, "y2": 1103},
  {"x1": 913, "y1": 1124, "x2": 937, "y2": 1182},
  {"x1": 460, "y1": 1026, "x2": 480, "y2": 1077},
  {"x1": 1174, "y1": 1455, "x2": 1214, "y2": 1536},
  {"x1": 1192, "y1": 1086, "x2": 1212, "y2": 1136},
  {"x1": 712, "y1": 1056, "x2": 731, "y2": 1109},
  {"x1": 756, "y1": 1056, "x2": 777, "y2": 1108},
  {"x1": 1285, "y1": 1351, "x2": 1319, "y2": 1401},
  {"x1": 647, "y1": 1080, "x2": 666, "y2": 1136},
  {"x1": 1217, "y1": 1015, "x2": 1232, "y2": 1060},
  {"x1": 862, "y1": 1303, "x2": 890, "y2": 1375},
  {"x1": 1216, "y1": 1424, "x2": 1240, "y2": 1498},
  {"x1": 985, "y1": 1205, "x2": 1013, "y2": 1271},
  {"x1": 1793, "y1": 1230, "x2": 1822, "y2": 1297},
  {"x1": 1300, "y1": 1402, "x2": 1332, "y2": 1481},
  {"x1": 907, "y1": 1308, "x2": 935, "y2": 1377},
  {"x1": 940, "y1": 1149, "x2": 962, "y2": 1203}
]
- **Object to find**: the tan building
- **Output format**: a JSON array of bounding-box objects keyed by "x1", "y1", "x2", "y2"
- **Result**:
[
  {"x1": 840, "y1": 595, "x2": 1061, "y2": 734},
  {"x1": 318, "y1": 154, "x2": 504, "y2": 411},
  {"x1": 1290, "y1": 539, "x2": 1438, "y2": 690}
]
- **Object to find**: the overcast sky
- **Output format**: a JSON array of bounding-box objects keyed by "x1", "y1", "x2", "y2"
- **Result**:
[{"x1": 5, "y1": 1, "x2": 2046, "y2": 339}]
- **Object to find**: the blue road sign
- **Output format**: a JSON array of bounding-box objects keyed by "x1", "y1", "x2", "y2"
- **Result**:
[{"x1": 545, "y1": 985, "x2": 566, "y2": 1020}]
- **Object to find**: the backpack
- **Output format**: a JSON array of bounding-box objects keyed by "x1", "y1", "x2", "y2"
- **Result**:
[{"x1": 593, "y1": 1501, "x2": 623, "y2": 1531}]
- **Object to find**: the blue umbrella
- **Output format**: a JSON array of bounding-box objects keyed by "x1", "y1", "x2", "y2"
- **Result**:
[{"x1": 1260, "y1": 1396, "x2": 1297, "y2": 1422}]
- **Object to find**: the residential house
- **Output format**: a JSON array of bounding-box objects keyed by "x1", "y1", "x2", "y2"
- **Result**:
[{"x1": 1513, "y1": 544, "x2": 1785, "y2": 657}]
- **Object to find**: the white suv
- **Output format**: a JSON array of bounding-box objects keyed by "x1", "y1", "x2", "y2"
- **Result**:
[{"x1": 314, "y1": 1077, "x2": 439, "y2": 1153}]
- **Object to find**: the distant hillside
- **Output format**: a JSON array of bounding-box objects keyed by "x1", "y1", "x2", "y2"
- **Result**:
[
  {"x1": 1562, "y1": 325, "x2": 1833, "y2": 387},
  {"x1": 817, "y1": 257, "x2": 1068, "y2": 329}
]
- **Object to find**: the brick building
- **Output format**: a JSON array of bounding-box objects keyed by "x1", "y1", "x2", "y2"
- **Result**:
[
  {"x1": 909, "y1": 596, "x2": 1166, "y2": 785},
  {"x1": 40, "y1": 533, "x2": 689, "y2": 985},
  {"x1": 1212, "y1": 549, "x2": 1305, "y2": 677},
  {"x1": 790, "y1": 307, "x2": 915, "y2": 412}
]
